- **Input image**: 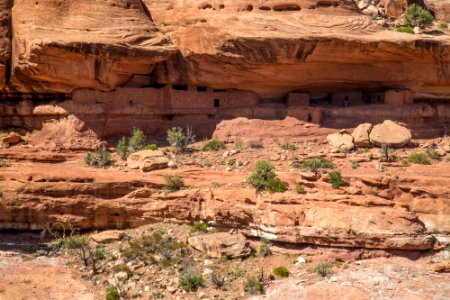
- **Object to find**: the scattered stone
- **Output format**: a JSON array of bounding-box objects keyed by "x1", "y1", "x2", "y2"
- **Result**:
[
  {"x1": 91, "y1": 230, "x2": 125, "y2": 244},
  {"x1": 429, "y1": 261, "x2": 450, "y2": 273},
  {"x1": 327, "y1": 133, "x2": 355, "y2": 151},
  {"x1": 296, "y1": 257, "x2": 307, "y2": 265},
  {"x1": 369, "y1": 120, "x2": 412, "y2": 148},
  {"x1": 300, "y1": 171, "x2": 318, "y2": 181},
  {"x1": 115, "y1": 271, "x2": 129, "y2": 282},
  {"x1": 352, "y1": 123, "x2": 373, "y2": 147},
  {"x1": 187, "y1": 232, "x2": 251, "y2": 258},
  {"x1": 2, "y1": 132, "x2": 22, "y2": 146},
  {"x1": 127, "y1": 150, "x2": 169, "y2": 172}
]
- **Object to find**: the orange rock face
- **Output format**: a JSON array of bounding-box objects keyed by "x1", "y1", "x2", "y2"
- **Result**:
[{"x1": 9, "y1": 0, "x2": 177, "y2": 93}]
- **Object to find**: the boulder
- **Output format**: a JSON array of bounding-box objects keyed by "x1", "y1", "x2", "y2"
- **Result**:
[
  {"x1": 369, "y1": 120, "x2": 412, "y2": 148},
  {"x1": 429, "y1": 261, "x2": 450, "y2": 273},
  {"x1": 2, "y1": 132, "x2": 22, "y2": 146},
  {"x1": 352, "y1": 123, "x2": 373, "y2": 148},
  {"x1": 127, "y1": 150, "x2": 169, "y2": 172},
  {"x1": 187, "y1": 232, "x2": 251, "y2": 258},
  {"x1": 327, "y1": 133, "x2": 355, "y2": 151},
  {"x1": 91, "y1": 230, "x2": 125, "y2": 244}
]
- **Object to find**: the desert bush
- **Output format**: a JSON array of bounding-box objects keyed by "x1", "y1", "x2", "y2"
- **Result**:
[
  {"x1": 258, "y1": 238, "x2": 272, "y2": 257},
  {"x1": 94, "y1": 246, "x2": 106, "y2": 260},
  {"x1": 272, "y1": 266, "x2": 289, "y2": 278},
  {"x1": 439, "y1": 21, "x2": 449, "y2": 29},
  {"x1": 203, "y1": 139, "x2": 225, "y2": 151},
  {"x1": 85, "y1": 148, "x2": 111, "y2": 168},
  {"x1": 163, "y1": 175, "x2": 185, "y2": 191},
  {"x1": 234, "y1": 139, "x2": 244, "y2": 150},
  {"x1": 179, "y1": 269, "x2": 204, "y2": 291},
  {"x1": 295, "y1": 182, "x2": 305, "y2": 194},
  {"x1": 249, "y1": 141, "x2": 264, "y2": 149},
  {"x1": 113, "y1": 264, "x2": 133, "y2": 276},
  {"x1": 116, "y1": 129, "x2": 152, "y2": 160},
  {"x1": 301, "y1": 157, "x2": 334, "y2": 173},
  {"x1": 191, "y1": 221, "x2": 208, "y2": 233},
  {"x1": 404, "y1": 4, "x2": 434, "y2": 28},
  {"x1": 167, "y1": 126, "x2": 195, "y2": 153},
  {"x1": 396, "y1": 26, "x2": 414, "y2": 33},
  {"x1": 407, "y1": 152, "x2": 431, "y2": 165},
  {"x1": 122, "y1": 231, "x2": 186, "y2": 267},
  {"x1": 280, "y1": 142, "x2": 298, "y2": 151},
  {"x1": 427, "y1": 148, "x2": 440, "y2": 160},
  {"x1": 244, "y1": 274, "x2": 265, "y2": 294},
  {"x1": 350, "y1": 160, "x2": 359, "y2": 169},
  {"x1": 106, "y1": 285, "x2": 120, "y2": 300},
  {"x1": 314, "y1": 262, "x2": 333, "y2": 277},
  {"x1": 247, "y1": 161, "x2": 288, "y2": 193},
  {"x1": 152, "y1": 291, "x2": 164, "y2": 299},
  {"x1": 211, "y1": 271, "x2": 227, "y2": 289},
  {"x1": 328, "y1": 171, "x2": 348, "y2": 189}
]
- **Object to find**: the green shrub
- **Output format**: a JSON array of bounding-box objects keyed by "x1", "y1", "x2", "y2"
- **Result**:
[
  {"x1": 272, "y1": 266, "x2": 289, "y2": 278},
  {"x1": 396, "y1": 26, "x2": 414, "y2": 34},
  {"x1": 291, "y1": 162, "x2": 301, "y2": 169},
  {"x1": 439, "y1": 21, "x2": 449, "y2": 29},
  {"x1": 203, "y1": 140, "x2": 225, "y2": 151},
  {"x1": 280, "y1": 142, "x2": 298, "y2": 151},
  {"x1": 167, "y1": 126, "x2": 195, "y2": 153},
  {"x1": 85, "y1": 148, "x2": 111, "y2": 168},
  {"x1": 427, "y1": 149, "x2": 440, "y2": 160},
  {"x1": 145, "y1": 144, "x2": 158, "y2": 151},
  {"x1": 152, "y1": 291, "x2": 164, "y2": 299},
  {"x1": 179, "y1": 269, "x2": 204, "y2": 291},
  {"x1": 258, "y1": 238, "x2": 271, "y2": 257},
  {"x1": 163, "y1": 175, "x2": 185, "y2": 191},
  {"x1": 113, "y1": 264, "x2": 133, "y2": 276},
  {"x1": 94, "y1": 247, "x2": 106, "y2": 260},
  {"x1": 244, "y1": 276, "x2": 265, "y2": 294},
  {"x1": 116, "y1": 137, "x2": 129, "y2": 160},
  {"x1": 249, "y1": 142, "x2": 264, "y2": 149},
  {"x1": 328, "y1": 171, "x2": 348, "y2": 189},
  {"x1": 404, "y1": 4, "x2": 435, "y2": 28},
  {"x1": 128, "y1": 129, "x2": 147, "y2": 154},
  {"x1": 301, "y1": 157, "x2": 334, "y2": 172},
  {"x1": 314, "y1": 262, "x2": 333, "y2": 277},
  {"x1": 235, "y1": 139, "x2": 244, "y2": 150},
  {"x1": 246, "y1": 161, "x2": 288, "y2": 193},
  {"x1": 106, "y1": 285, "x2": 120, "y2": 300},
  {"x1": 350, "y1": 160, "x2": 359, "y2": 169},
  {"x1": 62, "y1": 235, "x2": 88, "y2": 249},
  {"x1": 407, "y1": 152, "x2": 431, "y2": 165},
  {"x1": 295, "y1": 182, "x2": 305, "y2": 194},
  {"x1": 191, "y1": 221, "x2": 208, "y2": 233}
]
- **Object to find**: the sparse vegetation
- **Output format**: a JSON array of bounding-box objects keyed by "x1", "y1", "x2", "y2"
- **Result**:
[
  {"x1": 427, "y1": 148, "x2": 440, "y2": 160},
  {"x1": 116, "y1": 129, "x2": 153, "y2": 160},
  {"x1": 404, "y1": 4, "x2": 435, "y2": 29},
  {"x1": 167, "y1": 126, "x2": 195, "y2": 153},
  {"x1": 396, "y1": 26, "x2": 414, "y2": 34},
  {"x1": 191, "y1": 221, "x2": 208, "y2": 233},
  {"x1": 234, "y1": 139, "x2": 244, "y2": 151},
  {"x1": 328, "y1": 171, "x2": 348, "y2": 189},
  {"x1": 351, "y1": 160, "x2": 359, "y2": 169},
  {"x1": 85, "y1": 148, "x2": 111, "y2": 168},
  {"x1": 301, "y1": 157, "x2": 334, "y2": 173},
  {"x1": 121, "y1": 230, "x2": 187, "y2": 267},
  {"x1": 249, "y1": 141, "x2": 264, "y2": 149},
  {"x1": 295, "y1": 182, "x2": 305, "y2": 194},
  {"x1": 94, "y1": 246, "x2": 106, "y2": 260},
  {"x1": 211, "y1": 271, "x2": 227, "y2": 289},
  {"x1": 380, "y1": 144, "x2": 396, "y2": 162},
  {"x1": 152, "y1": 291, "x2": 164, "y2": 299},
  {"x1": 163, "y1": 175, "x2": 185, "y2": 191},
  {"x1": 273, "y1": 266, "x2": 289, "y2": 278},
  {"x1": 106, "y1": 285, "x2": 120, "y2": 300},
  {"x1": 244, "y1": 271, "x2": 265, "y2": 295},
  {"x1": 113, "y1": 264, "x2": 133, "y2": 276},
  {"x1": 203, "y1": 139, "x2": 226, "y2": 151},
  {"x1": 407, "y1": 152, "x2": 431, "y2": 165},
  {"x1": 247, "y1": 161, "x2": 288, "y2": 193},
  {"x1": 258, "y1": 238, "x2": 272, "y2": 257},
  {"x1": 314, "y1": 262, "x2": 333, "y2": 277},
  {"x1": 280, "y1": 142, "x2": 298, "y2": 151},
  {"x1": 439, "y1": 21, "x2": 449, "y2": 30},
  {"x1": 179, "y1": 269, "x2": 204, "y2": 291}
]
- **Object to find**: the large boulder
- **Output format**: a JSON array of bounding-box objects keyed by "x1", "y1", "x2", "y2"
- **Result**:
[
  {"x1": 127, "y1": 150, "x2": 169, "y2": 172},
  {"x1": 369, "y1": 120, "x2": 412, "y2": 148},
  {"x1": 327, "y1": 133, "x2": 355, "y2": 151},
  {"x1": 188, "y1": 232, "x2": 251, "y2": 258},
  {"x1": 352, "y1": 123, "x2": 373, "y2": 147}
]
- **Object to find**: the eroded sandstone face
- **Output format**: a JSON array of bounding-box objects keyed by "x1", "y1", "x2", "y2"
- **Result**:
[
  {"x1": 0, "y1": 0, "x2": 11, "y2": 90},
  {"x1": 144, "y1": 0, "x2": 450, "y2": 98},
  {"x1": 9, "y1": 0, "x2": 177, "y2": 93},
  {"x1": 424, "y1": 0, "x2": 450, "y2": 20}
]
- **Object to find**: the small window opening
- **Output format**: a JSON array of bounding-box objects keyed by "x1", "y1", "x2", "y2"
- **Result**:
[
  {"x1": 172, "y1": 85, "x2": 188, "y2": 91},
  {"x1": 214, "y1": 99, "x2": 220, "y2": 108},
  {"x1": 197, "y1": 86, "x2": 207, "y2": 92}
]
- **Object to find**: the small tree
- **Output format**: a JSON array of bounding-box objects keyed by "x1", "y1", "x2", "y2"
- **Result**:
[
  {"x1": 404, "y1": 4, "x2": 435, "y2": 28},
  {"x1": 167, "y1": 126, "x2": 195, "y2": 153},
  {"x1": 128, "y1": 129, "x2": 147, "y2": 154},
  {"x1": 246, "y1": 161, "x2": 288, "y2": 193}
]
